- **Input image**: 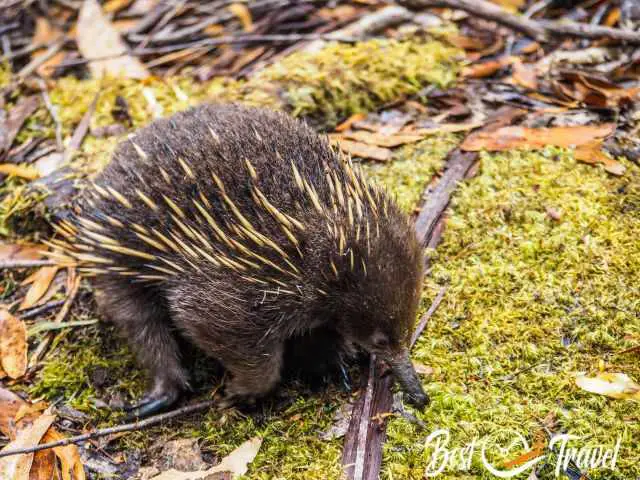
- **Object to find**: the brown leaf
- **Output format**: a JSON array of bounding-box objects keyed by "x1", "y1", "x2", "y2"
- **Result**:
[
  {"x1": 77, "y1": 0, "x2": 150, "y2": 79},
  {"x1": 574, "y1": 141, "x2": 625, "y2": 176},
  {"x1": 228, "y1": 4, "x2": 253, "y2": 32},
  {"x1": 31, "y1": 18, "x2": 65, "y2": 77},
  {"x1": 46, "y1": 429, "x2": 85, "y2": 480},
  {"x1": 462, "y1": 57, "x2": 511, "y2": 78},
  {"x1": 0, "y1": 412, "x2": 56, "y2": 480},
  {"x1": 0, "y1": 389, "x2": 84, "y2": 480},
  {"x1": 0, "y1": 387, "x2": 29, "y2": 438},
  {"x1": 510, "y1": 58, "x2": 538, "y2": 90},
  {"x1": 330, "y1": 131, "x2": 424, "y2": 148},
  {"x1": 0, "y1": 244, "x2": 44, "y2": 262},
  {"x1": 461, "y1": 124, "x2": 616, "y2": 151},
  {"x1": 0, "y1": 309, "x2": 27, "y2": 379},
  {"x1": 329, "y1": 138, "x2": 392, "y2": 161},
  {"x1": 19, "y1": 267, "x2": 59, "y2": 310},
  {"x1": 335, "y1": 113, "x2": 366, "y2": 132},
  {"x1": 152, "y1": 437, "x2": 262, "y2": 480}
]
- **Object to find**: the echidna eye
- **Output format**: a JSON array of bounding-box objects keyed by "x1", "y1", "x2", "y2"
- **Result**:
[{"x1": 372, "y1": 333, "x2": 390, "y2": 349}]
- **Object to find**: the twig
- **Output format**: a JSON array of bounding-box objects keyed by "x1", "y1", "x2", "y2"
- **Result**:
[
  {"x1": 0, "y1": 259, "x2": 57, "y2": 269},
  {"x1": 341, "y1": 148, "x2": 476, "y2": 480},
  {"x1": 48, "y1": 33, "x2": 359, "y2": 71},
  {"x1": 411, "y1": 286, "x2": 446, "y2": 346},
  {"x1": 19, "y1": 299, "x2": 66, "y2": 320},
  {"x1": 0, "y1": 400, "x2": 217, "y2": 458},
  {"x1": 38, "y1": 79, "x2": 63, "y2": 152},
  {"x1": 17, "y1": 40, "x2": 65, "y2": 79},
  {"x1": 304, "y1": 5, "x2": 413, "y2": 53},
  {"x1": 29, "y1": 272, "x2": 80, "y2": 367},
  {"x1": 400, "y1": 0, "x2": 640, "y2": 44},
  {"x1": 64, "y1": 91, "x2": 99, "y2": 162}
]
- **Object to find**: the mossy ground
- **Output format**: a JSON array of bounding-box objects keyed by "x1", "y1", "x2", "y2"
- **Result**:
[
  {"x1": 384, "y1": 150, "x2": 640, "y2": 480},
  {"x1": 4, "y1": 36, "x2": 639, "y2": 480}
]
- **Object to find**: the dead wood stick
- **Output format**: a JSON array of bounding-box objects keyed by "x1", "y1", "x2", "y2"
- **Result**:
[
  {"x1": 0, "y1": 400, "x2": 217, "y2": 458},
  {"x1": 0, "y1": 259, "x2": 58, "y2": 269},
  {"x1": 341, "y1": 149, "x2": 477, "y2": 480},
  {"x1": 415, "y1": 151, "x2": 477, "y2": 246},
  {"x1": 400, "y1": 0, "x2": 640, "y2": 44},
  {"x1": 304, "y1": 5, "x2": 413, "y2": 53},
  {"x1": 28, "y1": 272, "x2": 80, "y2": 367},
  {"x1": 48, "y1": 33, "x2": 359, "y2": 71},
  {"x1": 64, "y1": 91, "x2": 99, "y2": 162}
]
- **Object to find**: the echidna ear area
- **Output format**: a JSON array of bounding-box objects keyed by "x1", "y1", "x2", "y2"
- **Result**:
[{"x1": 3, "y1": 39, "x2": 638, "y2": 479}]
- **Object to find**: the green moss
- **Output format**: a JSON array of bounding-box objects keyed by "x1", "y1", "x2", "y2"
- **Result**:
[
  {"x1": 249, "y1": 39, "x2": 460, "y2": 129},
  {"x1": 383, "y1": 149, "x2": 640, "y2": 479},
  {"x1": 0, "y1": 180, "x2": 49, "y2": 239},
  {"x1": 30, "y1": 323, "x2": 142, "y2": 417},
  {"x1": 364, "y1": 134, "x2": 460, "y2": 213},
  {"x1": 0, "y1": 61, "x2": 11, "y2": 88}
]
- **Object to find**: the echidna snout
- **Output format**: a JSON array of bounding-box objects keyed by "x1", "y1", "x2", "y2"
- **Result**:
[{"x1": 54, "y1": 103, "x2": 428, "y2": 416}]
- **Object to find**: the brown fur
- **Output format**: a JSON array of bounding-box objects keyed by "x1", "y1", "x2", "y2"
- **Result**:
[{"x1": 58, "y1": 104, "x2": 427, "y2": 410}]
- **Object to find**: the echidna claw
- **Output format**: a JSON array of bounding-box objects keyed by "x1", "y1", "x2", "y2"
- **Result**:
[
  {"x1": 338, "y1": 362, "x2": 352, "y2": 392},
  {"x1": 124, "y1": 397, "x2": 174, "y2": 421}
]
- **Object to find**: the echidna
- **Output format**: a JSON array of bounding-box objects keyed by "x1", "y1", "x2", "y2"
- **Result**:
[{"x1": 53, "y1": 103, "x2": 428, "y2": 417}]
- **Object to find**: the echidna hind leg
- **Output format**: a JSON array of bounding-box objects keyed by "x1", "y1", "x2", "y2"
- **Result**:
[
  {"x1": 95, "y1": 280, "x2": 189, "y2": 418},
  {"x1": 218, "y1": 343, "x2": 284, "y2": 407}
]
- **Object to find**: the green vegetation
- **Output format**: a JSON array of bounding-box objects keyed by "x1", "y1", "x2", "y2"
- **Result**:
[{"x1": 384, "y1": 149, "x2": 640, "y2": 480}]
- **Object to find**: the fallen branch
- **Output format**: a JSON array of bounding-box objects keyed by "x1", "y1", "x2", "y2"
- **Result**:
[
  {"x1": 46, "y1": 33, "x2": 359, "y2": 71},
  {"x1": 0, "y1": 400, "x2": 217, "y2": 458},
  {"x1": 341, "y1": 148, "x2": 477, "y2": 480},
  {"x1": 400, "y1": 0, "x2": 640, "y2": 44}
]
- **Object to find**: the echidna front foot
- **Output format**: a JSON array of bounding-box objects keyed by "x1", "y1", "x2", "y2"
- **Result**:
[{"x1": 124, "y1": 377, "x2": 182, "y2": 420}]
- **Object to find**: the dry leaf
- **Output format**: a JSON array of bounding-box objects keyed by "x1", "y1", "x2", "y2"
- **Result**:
[
  {"x1": 19, "y1": 266, "x2": 59, "y2": 310},
  {"x1": 0, "y1": 309, "x2": 27, "y2": 379},
  {"x1": 0, "y1": 389, "x2": 84, "y2": 480},
  {"x1": 510, "y1": 58, "x2": 538, "y2": 90},
  {"x1": 228, "y1": 4, "x2": 253, "y2": 32},
  {"x1": 335, "y1": 113, "x2": 366, "y2": 132},
  {"x1": 462, "y1": 123, "x2": 623, "y2": 174},
  {"x1": 462, "y1": 57, "x2": 511, "y2": 78},
  {"x1": 152, "y1": 437, "x2": 262, "y2": 480},
  {"x1": 0, "y1": 412, "x2": 56, "y2": 480},
  {"x1": 31, "y1": 17, "x2": 65, "y2": 77},
  {"x1": 46, "y1": 429, "x2": 85, "y2": 480},
  {"x1": 574, "y1": 141, "x2": 625, "y2": 176},
  {"x1": 0, "y1": 244, "x2": 44, "y2": 262},
  {"x1": 0, "y1": 387, "x2": 29, "y2": 438},
  {"x1": 330, "y1": 139, "x2": 392, "y2": 162},
  {"x1": 575, "y1": 372, "x2": 640, "y2": 400},
  {"x1": 331, "y1": 131, "x2": 424, "y2": 148},
  {"x1": 77, "y1": 0, "x2": 150, "y2": 79},
  {"x1": 461, "y1": 124, "x2": 615, "y2": 151}
]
